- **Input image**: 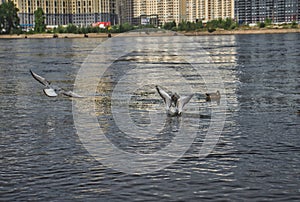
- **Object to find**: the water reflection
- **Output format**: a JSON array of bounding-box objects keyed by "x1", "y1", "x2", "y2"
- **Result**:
[
  {"x1": 94, "y1": 52, "x2": 202, "y2": 154},
  {"x1": 93, "y1": 35, "x2": 239, "y2": 159},
  {"x1": 1, "y1": 34, "x2": 299, "y2": 201}
]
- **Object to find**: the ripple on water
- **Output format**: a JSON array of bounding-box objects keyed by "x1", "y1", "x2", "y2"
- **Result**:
[{"x1": 0, "y1": 34, "x2": 299, "y2": 201}]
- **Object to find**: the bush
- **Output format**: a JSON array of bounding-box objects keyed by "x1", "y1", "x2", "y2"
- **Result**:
[
  {"x1": 55, "y1": 25, "x2": 65, "y2": 33},
  {"x1": 208, "y1": 27, "x2": 216, "y2": 33},
  {"x1": 264, "y1": 18, "x2": 272, "y2": 26},
  {"x1": 291, "y1": 21, "x2": 298, "y2": 28},
  {"x1": 66, "y1": 24, "x2": 78, "y2": 34},
  {"x1": 163, "y1": 20, "x2": 176, "y2": 30},
  {"x1": 258, "y1": 22, "x2": 265, "y2": 28}
]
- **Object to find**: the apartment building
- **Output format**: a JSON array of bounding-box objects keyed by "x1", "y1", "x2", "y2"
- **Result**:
[
  {"x1": 129, "y1": 0, "x2": 234, "y2": 26},
  {"x1": 4, "y1": 0, "x2": 118, "y2": 28},
  {"x1": 116, "y1": 0, "x2": 133, "y2": 24},
  {"x1": 130, "y1": 0, "x2": 188, "y2": 25},
  {"x1": 236, "y1": 0, "x2": 299, "y2": 24},
  {"x1": 3, "y1": 0, "x2": 297, "y2": 29},
  {"x1": 193, "y1": 0, "x2": 234, "y2": 22}
]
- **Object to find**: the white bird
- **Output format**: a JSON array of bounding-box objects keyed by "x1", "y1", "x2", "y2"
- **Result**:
[
  {"x1": 156, "y1": 85, "x2": 194, "y2": 116},
  {"x1": 30, "y1": 69, "x2": 84, "y2": 98}
]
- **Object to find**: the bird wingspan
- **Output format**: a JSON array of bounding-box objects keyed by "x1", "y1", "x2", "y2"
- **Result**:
[
  {"x1": 43, "y1": 88, "x2": 58, "y2": 97},
  {"x1": 156, "y1": 85, "x2": 172, "y2": 109},
  {"x1": 30, "y1": 70, "x2": 51, "y2": 86},
  {"x1": 31, "y1": 70, "x2": 85, "y2": 98},
  {"x1": 177, "y1": 94, "x2": 194, "y2": 114},
  {"x1": 62, "y1": 90, "x2": 85, "y2": 98}
]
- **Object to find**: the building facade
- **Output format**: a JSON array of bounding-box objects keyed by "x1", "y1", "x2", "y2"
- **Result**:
[
  {"x1": 3, "y1": 0, "x2": 298, "y2": 29},
  {"x1": 115, "y1": 0, "x2": 133, "y2": 24},
  {"x1": 128, "y1": 0, "x2": 235, "y2": 26},
  {"x1": 5, "y1": 0, "x2": 118, "y2": 28},
  {"x1": 195, "y1": 0, "x2": 235, "y2": 22},
  {"x1": 236, "y1": 0, "x2": 299, "y2": 24},
  {"x1": 129, "y1": 0, "x2": 188, "y2": 26}
]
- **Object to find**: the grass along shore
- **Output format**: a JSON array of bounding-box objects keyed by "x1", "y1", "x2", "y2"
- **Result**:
[{"x1": 0, "y1": 28, "x2": 299, "y2": 39}]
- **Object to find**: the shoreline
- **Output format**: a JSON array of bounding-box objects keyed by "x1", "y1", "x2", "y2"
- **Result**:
[
  {"x1": 181, "y1": 28, "x2": 300, "y2": 36},
  {"x1": 0, "y1": 28, "x2": 299, "y2": 39},
  {"x1": 0, "y1": 32, "x2": 113, "y2": 39}
]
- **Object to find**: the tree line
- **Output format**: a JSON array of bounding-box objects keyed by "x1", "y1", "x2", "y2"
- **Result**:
[{"x1": 163, "y1": 18, "x2": 237, "y2": 32}]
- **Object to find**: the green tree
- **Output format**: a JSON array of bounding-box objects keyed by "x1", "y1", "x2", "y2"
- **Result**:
[
  {"x1": 291, "y1": 21, "x2": 298, "y2": 29},
  {"x1": 0, "y1": 0, "x2": 20, "y2": 34},
  {"x1": 178, "y1": 20, "x2": 187, "y2": 31},
  {"x1": 258, "y1": 22, "x2": 265, "y2": 28},
  {"x1": 34, "y1": 8, "x2": 46, "y2": 33},
  {"x1": 163, "y1": 20, "x2": 176, "y2": 30},
  {"x1": 195, "y1": 20, "x2": 203, "y2": 30},
  {"x1": 66, "y1": 24, "x2": 78, "y2": 33},
  {"x1": 119, "y1": 22, "x2": 133, "y2": 32},
  {"x1": 264, "y1": 18, "x2": 272, "y2": 26},
  {"x1": 224, "y1": 18, "x2": 237, "y2": 30}
]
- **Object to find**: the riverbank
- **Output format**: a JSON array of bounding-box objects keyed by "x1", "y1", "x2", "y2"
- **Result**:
[
  {"x1": 181, "y1": 28, "x2": 300, "y2": 36},
  {"x1": 0, "y1": 32, "x2": 113, "y2": 39},
  {"x1": 0, "y1": 28, "x2": 299, "y2": 39}
]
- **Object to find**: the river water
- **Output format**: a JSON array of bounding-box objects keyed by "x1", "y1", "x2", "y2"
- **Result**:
[{"x1": 0, "y1": 32, "x2": 299, "y2": 201}]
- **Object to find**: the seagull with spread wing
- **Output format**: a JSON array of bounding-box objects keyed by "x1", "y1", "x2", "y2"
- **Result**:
[
  {"x1": 156, "y1": 85, "x2": 194, "y2": 116},
  {"x1": 30, "y1": 70, "x2": 84, "y2": 98}
]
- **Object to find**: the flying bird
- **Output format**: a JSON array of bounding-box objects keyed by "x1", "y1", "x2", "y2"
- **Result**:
[
  {"x1": 156, "y1": 85, "x2": 194, "y2": 116},
  {"x1": 30, "y1": 69, "x2": 84, "y2": 98},
  {"x1": 205, "y1": 90, "x2": 221, "y2": 102}
]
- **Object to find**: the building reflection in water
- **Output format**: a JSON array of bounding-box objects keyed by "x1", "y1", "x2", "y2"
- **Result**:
[{"x1": 94, "y1": 35, "x2": 239, "y2": 157}]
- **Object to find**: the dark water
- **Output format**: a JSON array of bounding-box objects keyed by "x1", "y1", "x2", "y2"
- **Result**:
[{"x1": 0, "y1": 33, "x2": 299, "y2": 201}]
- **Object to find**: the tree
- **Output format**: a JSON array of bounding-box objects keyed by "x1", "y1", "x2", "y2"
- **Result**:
[
  {"x1": 119, "y1": 22, "x2": 133, "y2": 32},
  {"x1": 291, "y1": 21, "x2": 298, "y2": 29},
  {"x1": 264, "y1": 18, "x2": 272, "y2": 26},
  {"x1": 258, "y1": 22, "x2": 265, "y2": 28},
  {"x1": 0, "y1": 0, "x2": 20, "y2": 34},
  {"x1": 163, "y1": 20, "x2": 176, "y2": 30},
  {"x1": 34, "y1": 8, "x2": 46, "y2": 33},
  {"x1": 195, "y1": 21, "x2": 203, "y2": 30},
  {"x1": 66, "y1": 24, "x2": 78, "y2": 33},
  {"x1": 178, "y1": 20, "x2": 187, "y2": 31}
]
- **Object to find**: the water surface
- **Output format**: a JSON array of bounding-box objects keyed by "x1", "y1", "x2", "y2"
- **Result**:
[{"x1": 0, "y1": 33, "x2": 299, "y2": 201}]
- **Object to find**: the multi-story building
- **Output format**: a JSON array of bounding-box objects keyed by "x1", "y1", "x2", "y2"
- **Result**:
[
  {"x1": 2, "y1": 0, "x2": 298, "y2": 29},
  {"x1": 236, "y1": 0, "x2": 299, "y2": 24},
  {"x1": 129, "y1": 0, "x2": 234, "y2": 26},
  {"x1": 130, "y1": 0, "x2": 188, "y2": 26},
  {"x1": 4, "y1": 0, "x2": 118, "y2": 28},
  {"x1": 116, "y1": 0, "x2": 133, "y2": 24},
  {"x1": 191, "y1": 0, "x2": 235, "y2": 22}
]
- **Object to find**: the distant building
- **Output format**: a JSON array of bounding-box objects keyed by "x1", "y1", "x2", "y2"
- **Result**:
[
  {"x1": 116, "y1": 0, "x2": 133, "y2": 24},
  {"x1": 3, "y1": 0, "x2": 298, "y2": 30},
  {"x1": 236, "y1": 0, "x2": 299, "y2": 24},
  {"x1": 4, "y1": 0, "x2": 118, "y2": 29},
  {"x1": 128, "y1": 0, "x2": 234, "y2": 26},
  {"x1": 195, "y1": 0, "x2": 235, "y2": 22},
  {"x1": 126, "y1": 0, "x2": 187, "y2": 26}
]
